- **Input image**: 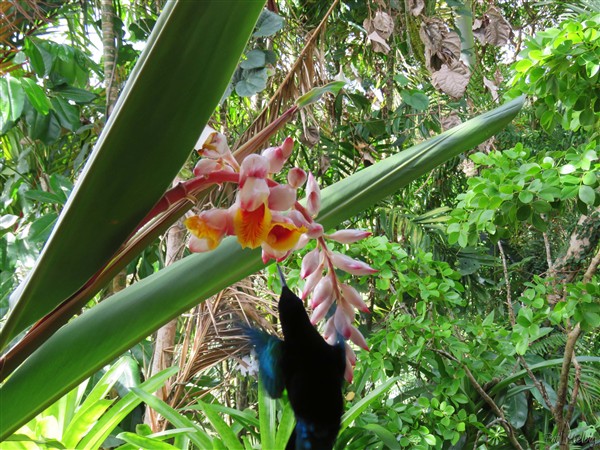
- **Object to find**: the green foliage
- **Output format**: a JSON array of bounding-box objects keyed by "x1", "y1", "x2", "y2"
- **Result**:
[
  {"x1": 0, "y1": 358, "x2": 176, "y2": 450},
  {"x1": 508, "y1": 13, "x2": 600, "y2": 133},
  {"x1": 447, "y1": 141, "x2": 599, "y2": 246}
]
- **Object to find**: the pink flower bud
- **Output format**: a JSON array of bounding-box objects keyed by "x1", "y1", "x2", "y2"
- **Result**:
[
  {"x1": 305, "y1": 172, "x2": 321, "y2": 217},
  {"x1": 310, "y1": 299, "x2": 333, "y2": 324},
  {"x1": 325, "y1": 333, "x2": 338, "y2": 346},
  {"x1": 193, "y1": 159, "x2": 221, "y2": 177},
  {"x1": 261, "y1": 246, "x2": 291, "y2": 264},
  {"x1": 268, "y1": 184, "x2": 297, "y2": 211},
  {"x1": 306, "y1": 222, "x2": 324, "y2": 238},
  {"x1": 289, "y1": 210, "x2": 310, "y2": 228},
  {"x1": 302, "y1": 267, "x2": 323, "y2": 300},
  {"x1": 287, "y1": 168, "x2": 307, "y2": 188},
  {"x1": 349, "y1": 326, "x2": 369, "y2": 351},
  {"x1": 340, "y1": 284, "x2": 370, "y2": 313},
  {"x1": 325, "y1": 229, "x2": 371, "y2": 244},
  {"x1": 199, "y1": 132, "x2": 231, "y2": 159},
  {"x1": 189, "y1": 235, "x2": 213, "y2": 253},
  {"x1": 323, "y1": 316, "x2": 336, "y2": 340},
  {"x1": 280, "y1": 137, "x2": 294, "y2": 159},
  {"x1": 240, "y1": 154, "x2": 269, "y2": 185},
  {"x1": 294, "y1": 233, "x2": 310, "y2": 250},
  {"x1": 334, "y1": 307, "x2": 352, "y2": 339},
  {"x1": 238, "y1": 177, "x2": 269, "y2": 211},
  {"x1": 311, "y1": 276, "x2": 334, "y2": 309},
  {"x1": 330, "y1": 252, "x2": 377, "y2": 276},
  {"x1": 301, "y1": 248, "x2": 320, "y2": 279},
  {"x1": 262, "y1": 146, "x2": 286, "y2": 174},
  {"x1": 344, "y1": 358, "x2": 354, "y2": 383},
  {"x1": 345, "y1": 342, "x2": 357, "y2": 365}
]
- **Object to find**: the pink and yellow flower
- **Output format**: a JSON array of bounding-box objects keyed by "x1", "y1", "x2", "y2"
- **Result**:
[
  {"x1": 233, "y1": 202, "x2": 272, "y2": 249},
  {"x1": 183, "y1": 209, "x2": 231, "y2": 252}
]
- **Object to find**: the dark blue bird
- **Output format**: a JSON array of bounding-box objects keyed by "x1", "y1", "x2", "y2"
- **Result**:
[{"x1": 245, "y1": 266, "x2": 346, "y2": 450}]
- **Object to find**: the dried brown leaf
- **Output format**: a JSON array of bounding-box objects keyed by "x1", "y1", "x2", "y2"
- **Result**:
[
  {"x1": 419, "y1": 17, "x2": 461, "y2": 71},
  {"x1": 473, "y1": 7, "x2": 511, "y2": 46},
  {"x1": 431, "y1": 61, "x2": 471, "y2": 98},
  {"x1": 363, "y1": 11, "x2": 394, "y2": 54},
  {"x1": 441, "y1": 112, "x2": 462, "y2": 131},
  {"x1": 409, "y1": 0, "x2": 425, "y2": 16}
]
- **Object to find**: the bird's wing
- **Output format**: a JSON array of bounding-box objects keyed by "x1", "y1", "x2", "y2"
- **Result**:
[{"x1": 245, "y1": 327, "x2": 285, "y2": 398}]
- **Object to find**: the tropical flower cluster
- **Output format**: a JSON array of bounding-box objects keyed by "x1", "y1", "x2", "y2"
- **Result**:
[{"x1": 184, "y1": 131, "x2": 376, "y2": 381}]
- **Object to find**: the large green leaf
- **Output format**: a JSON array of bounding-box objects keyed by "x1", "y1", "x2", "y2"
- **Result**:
[
  {"x1": 0, "y1": 0, "x2": 265, "y2": 349},
  {"x1": 0, "y1": 97, "x2": 525, "y2": 438}
]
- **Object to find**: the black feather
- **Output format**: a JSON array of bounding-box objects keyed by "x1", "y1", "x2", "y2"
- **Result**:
[{"x1": 246, "y1": 266, "x2": 346, "y2": 450}]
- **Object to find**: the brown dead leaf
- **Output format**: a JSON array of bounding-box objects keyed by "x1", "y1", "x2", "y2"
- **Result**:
[
  {"x1": 483, "y1": 76, "x2": 499, "y2": 102},
  {"x1": 364, "y1": 11, "x2": 395, "y2": 54},
  {"x1": 300, "y1": 125, "x2": 320, "y2": 147},
  {"x1": 409, "y1": 0, "x2": 425, "y2": 16},
  {"x1": 419, "y1": 17, "x2": 461, "y2": 71},
  {"x1": 431, "y1": 61, "x2": 471, "y2": 98},
  {"x1": 473, "y1": 7, "x2": 511, "y2": 46},
  {"x1": 441, "y1": 112, "x2": 462, "y2": 131}
]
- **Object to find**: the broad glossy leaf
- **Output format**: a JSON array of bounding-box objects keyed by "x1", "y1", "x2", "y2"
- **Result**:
[
  {"x1": 0, "y1": 97, "x2": 524, "y2": 438},
  {"x1": 1, "y1": 0, "x2": 265, "y2": 349},
  {"x1": 0, "y1": 76, "x2": 25, "y2": 126},
  {"x1": 20, "y1": 78, "x2": 51, "y2": 115}
]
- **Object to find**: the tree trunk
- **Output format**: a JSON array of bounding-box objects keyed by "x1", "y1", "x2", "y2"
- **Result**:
[
  {"x1": 144, "y1": 210, "x2": 186, "y2": 431},
  {"x1": 102, "y1": 0, "x2": 119, "y2": 117}
]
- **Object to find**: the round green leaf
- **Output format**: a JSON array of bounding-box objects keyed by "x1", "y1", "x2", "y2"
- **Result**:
[
  {"x1": 578, "y1": 185, "x2": 596, "y2": 205},
  {"x1": 240, "y1": 49, "x2": 266, "y2": 70},
  {"x1": 518, "y1": 190, "x2": 533, "y2": 204},
  {"x1": 516, "y1": 204, "x2": 531, "y2": 221}
]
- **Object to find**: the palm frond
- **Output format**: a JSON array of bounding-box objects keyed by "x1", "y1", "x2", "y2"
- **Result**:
[
  {"x1": 234, "y1": 0, "x2": 340, "y2": 148},
  {"x1": 168, "y1": 276, "x2": 279, "y2": 411}
]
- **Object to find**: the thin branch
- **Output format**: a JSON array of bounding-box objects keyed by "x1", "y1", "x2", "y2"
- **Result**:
[
  {"x1": 542, "y1": 231, "x2": 554, "y2": 276},
  {"x1": 500, "y1": 239, "x2": 553, "y2": 410},
  {"x1": 582, "y1": 246, "x2": 600, "y2": 283},
  {"x1": 497, "y1": 240, "x2": 515, "y2": 325},
  {"x1": 554, "y1": 322, "x2": 582, "y2": 450},
  {"x1": 565, "y1": 350, "x2": 581, "y2": 425},
  {"x1": 436, "y1": 350, "x2": 524, "y2": 450}
]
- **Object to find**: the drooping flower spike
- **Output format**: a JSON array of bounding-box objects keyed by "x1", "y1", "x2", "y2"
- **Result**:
[{"x1": 184, "y1": 132, "x2": 376, "y2": 381}]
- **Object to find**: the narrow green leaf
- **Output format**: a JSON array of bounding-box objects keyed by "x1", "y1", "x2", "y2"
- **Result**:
[
  {"x1": 116, "y1": 432, "x2": 179, "y2": 450},
  {"x1": 185, "y1": 404, "x2": 260, "y2": 430},
  {"x1": 23, "y1": 190, "x2": 65, "y2": 204},
  {"x1": 1, "y1": 0, "x2": 265, "y2": 350},
  {"x1": 296, "y1": 81, "x2": 346, "y2": 108},
  {"x1": 62, "y1": 357, "x2": 135, "y2": 447},
  {"x1": 274, "y1": 400, "x2": 295, "y2": 450},
  {"x1": 129, "y1": 388, "x2": 213, "y2": 450},
  {"x1": 360, "y1": 423, "x2": 399, "y2": 448},
  {"x1": 196, "y1": 402, "x2": 243, "y2": 450},
  {"x1": 258, "y1": 374, "x2": 277, "y2": 450},
  {"x1": 27, "y1": 213, "x2": 58, "y2": 244},
  {"x1": 340, "y1": 377, "x2": 399, "y2": 431},
  {"x1": 79, "y1": 366, "x2": 179, "y2": 450}
]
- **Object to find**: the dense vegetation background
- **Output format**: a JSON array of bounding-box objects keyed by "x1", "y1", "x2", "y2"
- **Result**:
[{"x1": 1, "y1": 0, "x2": 599, "y2": 448}]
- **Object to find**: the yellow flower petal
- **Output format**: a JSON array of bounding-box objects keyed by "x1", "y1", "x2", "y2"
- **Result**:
[
  {"x1": 265, "y1": 221, "x2": 307, "y2": 251},
  {"x1": 184, "y1": 215, "x2": 224, "y2": 251},
  {"x1": 233, "y1": 203, "x2": 272, "y2": 249}
]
